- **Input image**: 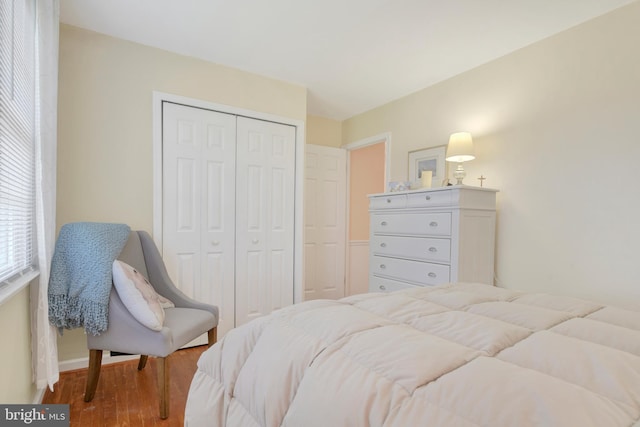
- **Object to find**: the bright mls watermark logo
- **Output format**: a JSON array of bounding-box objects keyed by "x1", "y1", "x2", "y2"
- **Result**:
[{"x1": 0, "y1": 405, "x2": 69, "y2": 426}]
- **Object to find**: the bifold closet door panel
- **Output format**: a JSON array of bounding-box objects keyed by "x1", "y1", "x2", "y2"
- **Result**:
[
  {"x1": 235, "y1": 116, "x2": 296, "y2": 327},
  {"x1": 162, "y1": 102, "x2": 237, "y2": 337}
]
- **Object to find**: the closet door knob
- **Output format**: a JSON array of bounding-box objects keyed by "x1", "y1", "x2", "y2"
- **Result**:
[
  {"x1": 379, "y1": 264, "x2": 386, "y2": 269},
  {"x1": 425, "y1": 195, "x2": 431, "y2": 200},
  {"x1": 381, "y1": 221, "x2": 388, "y2": 226},
  {"x1": 428, "y1": 247, "x2": 437, "y2": 252},
  {"x1": 379, "y1": 285, "x2": 387, "y2": 291},
  {"x1": 428, "y1": 272, "x2": 437, "y2": 278},
  {"x1": 380, "y1": 242, "x2": 387, "y2": 248},
  {"x1": 429, "y1": 221, "x2": 438, "y2": 227},
  {"x1": 386, "y1": 198, "x2": 391, "y2": 203}
]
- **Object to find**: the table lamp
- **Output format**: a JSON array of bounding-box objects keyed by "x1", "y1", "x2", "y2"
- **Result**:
[{"x1": 446, "y1": 132, "x2": 475, "y2": 185}]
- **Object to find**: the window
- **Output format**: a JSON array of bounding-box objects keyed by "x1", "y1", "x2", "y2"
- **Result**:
[{"x1": 0, "y1": 0, "x2": 36, "y2": 285}]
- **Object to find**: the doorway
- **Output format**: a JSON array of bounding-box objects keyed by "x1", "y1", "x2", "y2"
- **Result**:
[{"x1": 345, "y1": 133, "x2": 389, "y2": 295}]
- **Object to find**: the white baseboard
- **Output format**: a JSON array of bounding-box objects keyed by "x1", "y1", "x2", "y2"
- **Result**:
[
  {"x1": 58, "y1": 352, "x2": 139, "y2": 373},
  {"x1": 32, "y1": 387, "x2": 46, "y2": 404},
  {"x1": 58, "y1": 335, "x2": 207, "y2": 373}
]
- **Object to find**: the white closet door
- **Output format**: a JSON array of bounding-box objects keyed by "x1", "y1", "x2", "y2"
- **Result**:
[
  {"x1": 235, "y1": 117, "x2": 296, "y2": 326},
  {"x1": 304, "y1": 144, "x2": 347, "y2": 300},
  {"x1": 162, "y1": 102, "x2": 237, "y2": 336}
]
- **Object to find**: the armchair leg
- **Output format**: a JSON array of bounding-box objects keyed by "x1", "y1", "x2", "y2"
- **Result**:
[
  {"x1": 207, "y1": 327, "x2": 217, "y2": 347},
  {"x1": 138, "y1": 355, "x2": 148, "y2": 371},
  {"x1": 157, "y1": 357, "x2": 170, "y2": 419},
  {"x1": 84, "y1": 349, "x2": 103, "y2": 402}
]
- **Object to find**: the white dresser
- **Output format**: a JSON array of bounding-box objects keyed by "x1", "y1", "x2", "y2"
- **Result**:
[{"x1": 368, "y1": 185, "x2": 498, "y2": 292}]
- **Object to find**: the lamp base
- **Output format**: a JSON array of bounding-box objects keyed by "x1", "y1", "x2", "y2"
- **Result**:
[{"x1": 453, "y1": 163, "x2": 466, "y2": 185}]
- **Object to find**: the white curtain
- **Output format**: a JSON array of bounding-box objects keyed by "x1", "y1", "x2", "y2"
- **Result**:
[{"x1": 30, "y1": 0, "x2": 60, "y2": 391}]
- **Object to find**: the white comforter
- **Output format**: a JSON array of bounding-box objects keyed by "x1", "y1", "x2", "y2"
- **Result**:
[{"x1": 185, "y1": 283, "x2": 640, "y2": 426}]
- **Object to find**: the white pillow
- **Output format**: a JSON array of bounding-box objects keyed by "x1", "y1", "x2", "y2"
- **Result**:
[{"x1": 112, "y1": 260, "x2": 174, "y2": 331}]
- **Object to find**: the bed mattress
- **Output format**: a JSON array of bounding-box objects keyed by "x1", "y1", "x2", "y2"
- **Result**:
[{"x1": 185, "y1": 282, "x2": 640, "y2": 426}]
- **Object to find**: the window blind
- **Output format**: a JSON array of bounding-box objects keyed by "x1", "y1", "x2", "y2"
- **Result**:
[{"x1": 0, "y1": 0, "x2": 36, "y2": 284}]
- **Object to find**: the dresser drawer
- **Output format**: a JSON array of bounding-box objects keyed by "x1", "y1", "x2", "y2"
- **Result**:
[
  {"x1": 407, "y1": 190, "x2": 452, "y2": 207},
  {"x1": 371, "y1": 235, "x2": 451, "y2": 263},
  {"x1": 372, "y1": 256, "x2": 450, "y2": 285},
  {"x1": 369, "y1": 194, "x2": 407, "y2": 210},
  {"x1": 371, "y1": 212, "x2": 452, "y2": 236},
  {"x1": 369, "y1": 275, "x2": 421, "y2": 293}
]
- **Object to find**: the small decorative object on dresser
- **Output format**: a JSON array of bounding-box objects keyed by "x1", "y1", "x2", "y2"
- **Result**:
[
  {"x1": 408, "y1": 145, "x2": 446, "y2": 188},
  {"x1": 387, "y1": 181, "x2": 412, "y2": 192},
  {"x1": 368, "y1": 185, "x2": 498, "y2": 292},
  {"x1": 420, "y1": 170, "x2": 432, "y2": 188}
]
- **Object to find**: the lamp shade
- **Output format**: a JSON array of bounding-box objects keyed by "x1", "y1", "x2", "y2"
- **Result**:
[{"x1": 446, "y1": 132, "x2": 475, "y2": 162}]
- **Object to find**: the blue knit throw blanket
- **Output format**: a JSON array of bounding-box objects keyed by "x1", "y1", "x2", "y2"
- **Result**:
[{"x1": 48, "y1": 222, "x2": 131, "y2": 335}]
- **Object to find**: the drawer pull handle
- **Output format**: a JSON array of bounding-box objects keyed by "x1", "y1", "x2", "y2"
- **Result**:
[
  {"x1": 428, "y1": 247, "x2": 437, "y2": 252},
  {"x1": 381, "y1": 221, "x2": 388, "y2": 226},
  {"x1": 380, "y1": 264, "x2": 386, "y2": 269},
  {"x1": 430, "y1": 221, "x2": 438, "y2": 227},
  {"x1": 380, "y1": 242, "x2": 387, "y2": 248},
  {"x1": 428, "y1": 272, "x2": 437, "y2": 278},
  {"x1": 425, "y1": 195, "x2": 431, "y2": 200},
  {"x1": 379, "y1": 285, "x2": 387, "y2": 291},
  {"x1": 386, "y1": 198, "x2": 391, "y2": 203}
]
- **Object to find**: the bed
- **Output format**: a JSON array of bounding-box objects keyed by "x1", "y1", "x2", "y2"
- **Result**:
[{"x1": 184, "y1": 282, "x2": 640, "y2": 426}]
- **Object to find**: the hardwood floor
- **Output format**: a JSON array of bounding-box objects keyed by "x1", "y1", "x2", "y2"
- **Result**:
[{"x1": 43, "y1": 346, "x2": 207, "y2": 427}]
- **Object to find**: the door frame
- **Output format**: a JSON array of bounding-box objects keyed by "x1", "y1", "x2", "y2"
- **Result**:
[
  {"x1": 343, "y1": 132, "x2": 391, "y2": 185},
  {"x1": 151, "y1": 91, "x2": 306, "y2": 303}
]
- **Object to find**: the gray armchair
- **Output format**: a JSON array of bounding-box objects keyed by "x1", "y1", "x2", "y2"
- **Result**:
[{"x1": 84, "y1": 231, "x2": 218, "y2": 419}]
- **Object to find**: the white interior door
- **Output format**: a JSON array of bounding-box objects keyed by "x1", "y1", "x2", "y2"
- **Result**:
[
  {"x1": 162, "y1": 102, "x2": 237, "y2": 337},
  {"x1": 304, "y1": 144, "x2": 347, "y2": 300},
  {"x1": 235, "y1": 116, "x2": 296, "y2": 326}
]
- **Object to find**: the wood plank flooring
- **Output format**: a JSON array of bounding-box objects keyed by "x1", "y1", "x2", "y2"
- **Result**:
[{"x1": 43, "y1": 346, "x2": 207, "y2": 427}]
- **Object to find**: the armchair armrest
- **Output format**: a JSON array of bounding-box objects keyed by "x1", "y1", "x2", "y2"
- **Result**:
[
  {"x1": 87, "y1": 288, "x2": 173, "y2": 356},
  {"x1": 137, "y1": 231, "x2": 218, "y2": 321}
]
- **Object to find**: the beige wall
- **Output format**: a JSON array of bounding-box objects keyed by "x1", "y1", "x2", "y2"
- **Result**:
[
  {"x1": 0, "y1": 287, "x2": 36, "y2": 402},
  {"x1": 349, "y1": 143, "x2": 386, "y2": 240},
  {"x1": 306, "y1": 114, "x2": 342, "y2": 147},
  {"x1": 56, "y1": 25, "x2": 307, "y2": 361},
  {"x1": 343, "y1": 2, "x2": 640, "y2": 308}
]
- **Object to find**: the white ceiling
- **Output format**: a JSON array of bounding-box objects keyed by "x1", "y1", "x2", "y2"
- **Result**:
[{"x1": 59, "y1": 0, "x2": 636, "y2": 120}]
